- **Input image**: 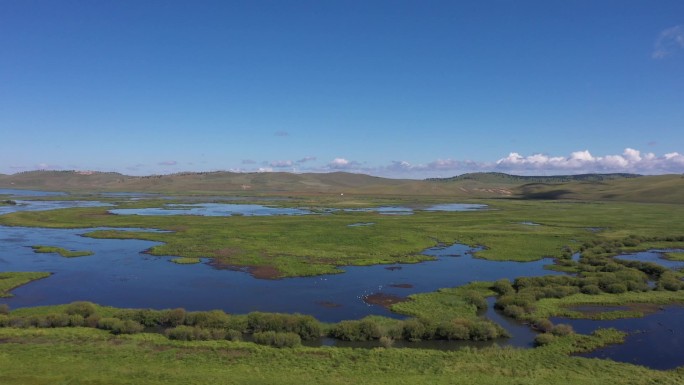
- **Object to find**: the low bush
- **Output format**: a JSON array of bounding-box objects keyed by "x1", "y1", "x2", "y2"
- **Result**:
[
  {"x1": 534, "y1": 333, "x2": 556, "y2": 346},
  {"x1": 65, "y1": 301, "x2": 97, "y2": 318},
  {"x1": 329, "y1": 318, "x2": 383, "y2": 341},
  {"x1": 378, "y1": 336, "x2": 394, "y2": 348},
  {"x1": 97, "y1": 317, "x2": 143, "y2": 335},
  {"x1": 551, "y1": 324, "x2": 574, "y2": 336},
  {"x1": 252, "y1": 331, "x2": 301, "y2": 348}
]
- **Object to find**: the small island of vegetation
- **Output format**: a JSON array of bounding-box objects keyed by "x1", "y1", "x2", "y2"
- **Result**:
[{"x1": 31, "y1": 245, "x2": 94, "y2": 258}]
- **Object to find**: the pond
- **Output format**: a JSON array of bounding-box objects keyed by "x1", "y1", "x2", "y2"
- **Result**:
[
  {"x1": 615, "y1": 249, "x2": 684, "y2": 270},
  {"x1": 110, "y1": 203, "x2": 312, "y2": 217},
  {"x1": 0, "y1": 226, "x2": 559, "y2": 323},
  {"x1": 109, "y1": 202, "x2": 489, "y2": 217},
  {"x1": 0, "y1": 188, "x2": 67, "y2": 197},
  {"x1": 551, "y1": 305, "x2": 684, "y2": 370},
  {"x1": 0, "y1": 200, "x2": 113, "y2": 215}
]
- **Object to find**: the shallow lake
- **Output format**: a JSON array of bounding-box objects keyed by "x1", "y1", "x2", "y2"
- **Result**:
[{"x1": 110, "y1": 203, "x2": 312, "y2": 217}]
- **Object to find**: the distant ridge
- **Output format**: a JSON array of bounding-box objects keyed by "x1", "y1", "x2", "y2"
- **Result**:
[
  {"x1": 1, "y1": 170, "x2": 682, "y2": 204},
  {"x1": 427, "y1": 172, "x2": 641, "y2": 184}
]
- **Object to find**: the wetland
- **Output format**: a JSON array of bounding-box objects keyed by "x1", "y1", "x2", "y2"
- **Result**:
[{"x1": 1, "y1": 189, "x2": 684, "y2": 381}]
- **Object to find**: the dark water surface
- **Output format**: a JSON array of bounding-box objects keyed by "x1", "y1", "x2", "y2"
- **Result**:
[
  {"x1": 0, "y1": 188, "x2": 67, "y2": 197},
  {"x1": 615, "y1": 249, "x2": 684, "y2": 270},
  {"x1": 551, "y1": 305, "x2": 684, "y2": 370},
  {"x1": 0, "y1": 200, "x2": 113, "y2": 215}
]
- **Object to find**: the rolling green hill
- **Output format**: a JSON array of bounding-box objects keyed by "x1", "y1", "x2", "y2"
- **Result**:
[{"x1": 1, "y1": 170, "x2": 683, "y2": 203}]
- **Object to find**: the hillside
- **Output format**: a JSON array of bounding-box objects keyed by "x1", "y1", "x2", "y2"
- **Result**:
[{"x1": 1, "y1": 170, "x2": 683, "y2": 203}]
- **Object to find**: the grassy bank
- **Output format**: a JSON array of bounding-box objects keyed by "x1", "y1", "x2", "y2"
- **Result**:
[
  {"x1": 0, "y1": 272, "x2": 51, "y2": 298},
  {"x1": 0, "y1": 326, "x2": 680, "y2": 385}
]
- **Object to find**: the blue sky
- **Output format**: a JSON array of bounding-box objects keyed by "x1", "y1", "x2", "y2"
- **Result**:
[{"x1": 1, "y1": 0, "x2": 683, "y2": 178}]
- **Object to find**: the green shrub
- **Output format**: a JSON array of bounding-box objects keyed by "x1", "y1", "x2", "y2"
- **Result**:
[
  {"x1": 502, "y1": 304, "x2": 526, "y2": 319},
  {"x1": 68, "y1": 314, "x2": 85, "y2": 327},
  {"x1": 0, "y1": 314, "x2": 9, "y2": 327},
  {"x1": 402, "y1": 318, "x2": 427, "y2": 341},
  {"x1": 605, "y1": 283, "x2": 628, "y2": 294},
  {"x1": 0, "y1": 304, "x2": 9, "y2": 315},
  {"x1": 492, "y1": 279, "x2": 515, "y2": 295},
  {"x1": 164, "y1": 308, "x2": 186, "y2": 326},
  {"x1": 534, "y1": 333, "x2": 555, "y2": 346},
  {"x1": 44, "y1": 313, "x2": 71, "y2": 327},
  {"x1": 580, "y1": 284, "x2": 602, "y2": 295},
  {"x1": 463, "y1": 291, "x2": 487, "y2": 310},
  {"x1": 329, "y1": 318, "x2": 382, "y2": 341},
  {"x1": 551, "y1": 324, "x2": 574, "y2": 336},
  {"x1": 97, "y1": 318, "x2": 143, "y2": 334},
  {"x1": 469, "y1": 321, "x2": 503, "y2": 341},
  {"x1": 65, "y1": 301, "x2": 97, "y2": 317},
  {"x1": 379, "y1": 336, "x2": 394, "y2": 348},
  {"x1": 247, "y1": 312, "x2": 321, "y2": 340},
  {"x1": 116, "y1": 309, "x2": 164, "y2": 327},
  {"x1": 85, "y1": 314, "x2": 101, "y2": 328},
  {"x1": 226, "y1": 329, "x2": 243, "y2": 341},
  {"x1": 165, "y1": 325, "x2": 195, "y2": 341},
  {"x1": 435, "y1": 320, "x2": 470, "y2": 340},
  {"x1": 532, "y1": 319, "x2": 553, "y2": 333},
  {"x1": 252, "y1": 331, "x2": 301, "y2": 348},
  {"x1": 658, "y1": 271, "x2": 684, "y2": 291},
  {"x1": 164, "y1": 325, "x2": 227, "y2": 341},
  {"x1": 187, "y1": 310, "x2": 231, "y2": 329}
]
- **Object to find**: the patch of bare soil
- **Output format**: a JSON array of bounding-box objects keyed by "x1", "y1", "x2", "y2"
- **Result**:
[
  {"x1": 362, "y1": 293, "x2": 407, "y2": 307},
  {"x1": 208, "y1": 260, "x2": 282, "y2": 279}
]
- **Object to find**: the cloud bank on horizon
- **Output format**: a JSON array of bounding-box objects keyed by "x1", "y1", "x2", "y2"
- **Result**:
[{"x1": 8, "y1": 148, "x2": 684, "y2": 179}]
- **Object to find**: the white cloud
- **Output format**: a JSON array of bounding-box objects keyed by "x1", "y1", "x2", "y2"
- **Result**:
[
  {"x1": 495, "y1": 148, "x2": 684, "y2": 174},
  {"x1": 274, "y1": 131, "x2": 289, "y2": 137},
  {"x1": 158, "y1": 160, "x2": 177, "y2": 166},
  {"x1": 653, "y1": 25, "x2": 684, "y2": 59},
  {"x1": 328, "y1": 158, "x2": 356, "y2": 169}
]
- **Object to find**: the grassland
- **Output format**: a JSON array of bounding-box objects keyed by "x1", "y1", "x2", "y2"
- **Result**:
[
  {"x1": 31, "y1": 245, "x2": 94, "y2": 258},
  {"x1": 2, "y1": 170, "x2": 684, "y2": 203},
  {"x1": 1, "y1": 326, "x2": 682, "y2": 385},
  {"x1": 0, "y1": 272, "x2": 51, "y2": 297}
]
